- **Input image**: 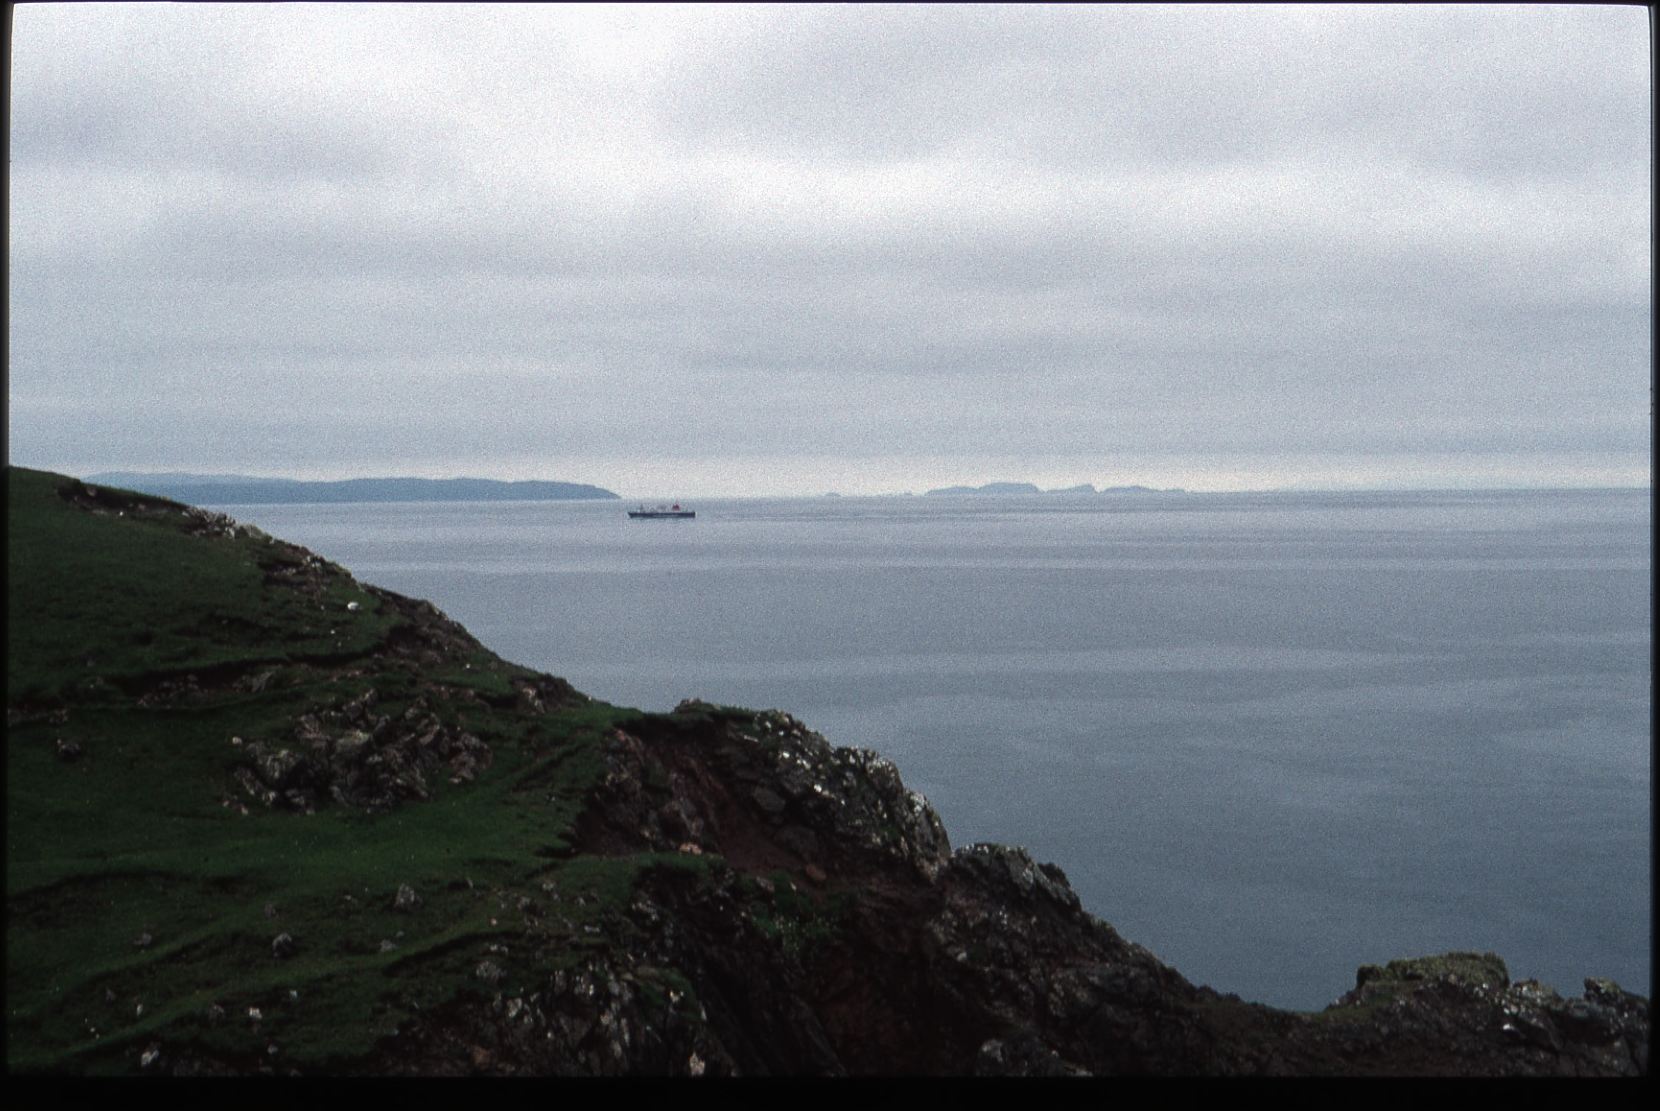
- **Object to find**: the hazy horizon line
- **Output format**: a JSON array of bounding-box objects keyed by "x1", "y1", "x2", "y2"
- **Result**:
[{"x1": 43, "y1": 464, "x2": 1654, "y2": 501}]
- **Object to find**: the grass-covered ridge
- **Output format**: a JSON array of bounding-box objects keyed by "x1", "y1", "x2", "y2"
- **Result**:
[
  {"x1": 4, "y1": 467, "x2": 704, "y2": 1073},
  {"x1": 8, "y1": 468, "x2": 394, "y2": 702},
  {"x1": 10, "y1": 466, "x2": 1649, "y2": 1076}
]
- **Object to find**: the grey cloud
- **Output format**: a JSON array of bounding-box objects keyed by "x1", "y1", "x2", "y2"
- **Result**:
[
  {"x1": 7, "y1": 4, "x2": 1648, "y2": 493},
  {"x1": 655, "y1": 6, "x2": 1646, "y2": 179}
]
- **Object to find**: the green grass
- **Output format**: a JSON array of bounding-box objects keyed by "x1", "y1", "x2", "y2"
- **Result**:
[
  {"x1": 4, "y1": 467, "x2": 701, "y2": 1073},
  {"x1": 5, "y1": 706, "x2": 625, "y2": 1072},
  {"x1": 7, "y1": 468, "x2": 396, "y2": 704},
  {"x1": 747, "y1": 871, "x2": 853, "y2": 965}
]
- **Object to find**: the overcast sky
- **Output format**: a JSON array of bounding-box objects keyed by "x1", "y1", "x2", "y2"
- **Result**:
[{"x1": 8, "y1": 3, "x2": 1651, "y2": 495}]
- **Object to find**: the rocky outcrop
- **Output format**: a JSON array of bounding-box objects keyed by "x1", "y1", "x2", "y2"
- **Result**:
[
  {"x1": 232, "y1": 690, "x2": 495, "y2": 813},
  {"x1": 515, "y1": 702, "x2": 1651, "y2": 1076},
  {"x1": 1283, "y1": 955, "x2": 1651, "y2": 1076},
  {"x1": 13, "y1": 470, "x2": 1648, "y2": 1076},
  {"x1": 581, "y1": 706, "x2": 951, "y2": 882}
]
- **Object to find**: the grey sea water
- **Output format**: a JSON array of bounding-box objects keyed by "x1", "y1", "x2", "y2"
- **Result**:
[{"x1": 223, "y1": 488, "x2": 1652, "y2": 1011}]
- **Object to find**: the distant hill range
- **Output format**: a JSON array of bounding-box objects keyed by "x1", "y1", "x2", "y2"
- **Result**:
[
  {"x1": 10, "y1": 465, "x2": 1646, "y2": 1076},
  {"x1": 9, "y1": 464, "x2": 1646, "y2": 1069},
  {"x1": 924, "y1": 481, "x2": 1186, "y2": 496},
  {"x1": 85, "y1": 472, "x2": 620, "y2": 505}
]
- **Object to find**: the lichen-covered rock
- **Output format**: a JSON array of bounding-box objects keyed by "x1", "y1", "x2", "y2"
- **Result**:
[
  {"x1": 28, "y1": 478, "x2": 1641, "y2": 1078},
  {"x1": 231, "y1": 693, "x2": 494, "y2": 813},
  {"x1": 559, "y1": 701, "x2": 1650, "y2": 1076}
]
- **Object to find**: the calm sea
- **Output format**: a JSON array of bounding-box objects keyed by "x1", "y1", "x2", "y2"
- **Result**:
[{"x1": 219, "y1": 489, "x2": 1652, "y2": 1010}]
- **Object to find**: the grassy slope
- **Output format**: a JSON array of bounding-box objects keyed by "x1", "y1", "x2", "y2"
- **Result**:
[{"x1": 4, "y1": 467, "x2": 703, "y2": 1073}]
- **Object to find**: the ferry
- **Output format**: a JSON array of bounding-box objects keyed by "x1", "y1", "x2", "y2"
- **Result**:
[{"x1": 628, "y1": 503, "x2": 695, "y2": 519}]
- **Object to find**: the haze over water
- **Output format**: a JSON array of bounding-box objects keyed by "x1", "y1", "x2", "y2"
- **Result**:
[{"x1": 225, "y1": 488, "x2": 1651, "y2": 1010}]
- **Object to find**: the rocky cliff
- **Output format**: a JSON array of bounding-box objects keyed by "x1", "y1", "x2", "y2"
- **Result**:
[{"x1": 5, "y1": 468, "x2": 1648, "y2": 1075}]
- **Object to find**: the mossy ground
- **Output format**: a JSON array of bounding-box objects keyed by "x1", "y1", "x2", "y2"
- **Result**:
[
  {"x1": 6, "y1": 469, "x2": 396, "y2": 704},
  {"x1": 748, "y1": 873, "x2": 853, "y2": 964},
  {"x1": 4, "y1": 467, "x2": 715, "y2": 1074}
]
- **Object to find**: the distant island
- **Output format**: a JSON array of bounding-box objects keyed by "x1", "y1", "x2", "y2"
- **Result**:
[
  {"x1": 923, "y1": 481, "x2": 1186, "y2": 496},
  {"x1": 925, "y1": 482, "x2": 1044, "y2": 496},
  {"x1": 1096, "y1": 484, "x2": 1187, "y2": 495},
  {"x1": 7, "y1": 465, "x2": 1646, "y2": 1077},
  {"x1": 85, "y1": 472, "x2": 620, "y2": 505}
]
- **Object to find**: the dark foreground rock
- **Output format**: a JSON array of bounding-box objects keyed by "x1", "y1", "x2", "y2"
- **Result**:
[
  {"x1": 8, "y1": 469, "x2": 1648, "y2": 1076},
  {"x1": 357, "y1": 706, "x2": 1650, "y2": 1076}
]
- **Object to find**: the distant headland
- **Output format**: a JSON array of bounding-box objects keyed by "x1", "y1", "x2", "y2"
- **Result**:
[
  {"x1": 84, "y1": 472, "x2": 620, "y2": 505},
  {"x1": 8, "y1": 465, "x2": 1646, "y2": 1076},
  {"x1": 923, "y1": 481, "x2": 1187, "y2": 496}
]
